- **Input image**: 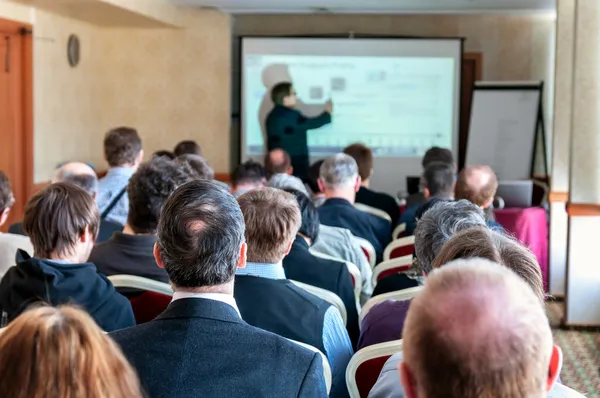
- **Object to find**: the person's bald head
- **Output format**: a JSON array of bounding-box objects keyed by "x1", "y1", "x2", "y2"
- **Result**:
[
  {"x1": 400, "y1": 259, "x2": 561, "y2": 398},
  {"x1": 455, "y1": 165, "x2": 498, "y2": 209},
  {"x1": 264, "y1": 149, "x2": 292, "y2": 177},
  {"x1": 52, "y1": 163, "x2": 98, "y2": 197}
]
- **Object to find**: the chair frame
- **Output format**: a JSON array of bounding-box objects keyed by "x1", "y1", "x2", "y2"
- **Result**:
[
  {"x1": 371, "y1": 255, "x2": 413, "y2": 287},
  {"x1": 288, "y1": 339, "x2": 332, "y2": 394},
  {"x1": 291, "y1": 280, "x2": 348, "y2": 326},
  {"x1": 346, "y1": 339, "x2": 404, "y2": 398},
  {"x1": 108, "y1": 275, "x2": 173, "y2": 295},
  {"x1": 354, "y1": 203, "x2": 392, "y2": 222},
  {"x1": 383, "y1": 236, "x2": 415, "y2": 261},
  {"x1": 392, "y1": 223, "x2": 406, "y2": 240},
  {"x1": 310, "y1": 250, "x2": 362, "y2": 310},
  {"x1": 353, "y1": 237, "x2": 377, "y2": 269},
  {"x1": 359, "y1": 286, "x2": 424, "y2": 326}
]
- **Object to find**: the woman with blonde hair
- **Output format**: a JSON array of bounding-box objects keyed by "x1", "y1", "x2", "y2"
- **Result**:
[{"x1": 0, "y1": 305, "x2": 143, "y2": 398}]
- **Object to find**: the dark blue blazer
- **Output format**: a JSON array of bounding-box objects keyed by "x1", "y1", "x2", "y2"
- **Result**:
[
  {"x1": 110, "y1": 298, "x2": 328, "y2": 398},
  {"x1": 318, "y1": 198, "x2": 391, "y2": 263}
]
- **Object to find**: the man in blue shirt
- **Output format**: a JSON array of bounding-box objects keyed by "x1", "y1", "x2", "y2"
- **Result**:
[
  {"x1": 235, "y1": 188, "x2": 353, "y2": 398},
  {"x1": 96, "y1": 127, "x2": 144, "y2": 226}
]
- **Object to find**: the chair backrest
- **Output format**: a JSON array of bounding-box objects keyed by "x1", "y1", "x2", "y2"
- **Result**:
[
  {"x1": 354, "y1": 203, "x2": 392, "y2": 222},
  {"x1": 108, "y1": 275, "x2": 173, "y2": 324},
  {"x1": 359, "y1": 286, "x2": 424, "y2": 326},
  {"x1": 288, "y1": 339, "x2": 332, "y2": 394},
  {"x1": 371, "y1": 255, "x2": 413, "y2": 287},
  {"x1": 383, "y1": 236, "x2": 415, "y2": 261},
  {"x1": 353, "y1": 236, "x2": 376, "y2": 269},
  {"x1": 310, "y1": 250, "x2": 362, "y2": 310},
  {"x1": 392, "y1": 223, "x2": 407, "y2": 240},
  {"x1": 346, "y1": 339, "x2": 403, "y2": 398},
  {"x1": 291, "y1": 280, "x2": 348, "y2": 326}
]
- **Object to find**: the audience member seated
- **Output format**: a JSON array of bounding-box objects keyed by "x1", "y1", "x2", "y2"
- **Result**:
[
  {"x1": 383, "y1": 260, "x2": 562, "y2": 398},
  {"x1": 111, "y1": 180, "x2": 327, "y2": 397},
  {"x1": 0, "y1": 305, "x2": 143, "y2": 397},
  {"x1": 235, "y1": 188, "x2": 352, "y2": 398},
  {"x1": 265, "y1": 148, "x2": 294, "y2": 177},
  {"x1": 0, "y1": 172, "x2": 33, "y2": 278},
  {"x1": 344, "y1": 143, "x2": 399, "y2": 224},
  {"x1": 268, "y1": 175, "x2": 373, "y2": 303},
  {"x1": 455, "y1": 164, "x2": 502, "y2": 228},
  {"x1": 0, "y1": 183, "x2": 135, "y2": 331},
  {"x1": 359, "y1": 200, "x2": 486, "y2": 348},
  {"x1": 231, "y1": 160, "x2": 267, "y2": 198},
  {"x1": 308, "y1": 159, "x2": 326, "y2": 207},
  {"x1": 97, "y1": 127, "x2": 144, "y2": 226},
  {"x1": 283, "y1": 189, "x2": 359, "y2": 347},
  {"x1": 10, "y1": 162, "x2": 123, "y2": 243},
  {"x1": 175, "y1": 153, "x2": 215, "y2": 180},
  {"x1": 398, "y1": 161, "x2": 455, "y2": 235},
  {"x1": 318, "y1": 154, "x2": 391, "y2": 263},
  {"x1": 405, "y1": 147, "x2": 455, "y2": 209},
  {"x1": 152, "y1": 150, "x2": 175, "y2": 160},
  {"x1": 89, "y1": 157, "x2": 194, "y2": 284},
  {"x1": 173, "y1": 139, "x2": 202, "y2": 157}
]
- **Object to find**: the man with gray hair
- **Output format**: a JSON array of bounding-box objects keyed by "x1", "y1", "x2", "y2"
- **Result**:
[
  {"x1": 9, "y1": 162, "x2": 123, "y2": 243},
  {"x1": 317, "y1": 154, "x2": 391, "y2": 262}
]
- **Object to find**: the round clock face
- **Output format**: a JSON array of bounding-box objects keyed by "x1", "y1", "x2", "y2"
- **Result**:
[{"x1": 67, "y1": 34, "x2": 80, "y2": 67}]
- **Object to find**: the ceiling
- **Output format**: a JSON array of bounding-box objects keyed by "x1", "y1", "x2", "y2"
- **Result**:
[{"x1": 172, "y1": 0, "x2": 556, "y2": 14}]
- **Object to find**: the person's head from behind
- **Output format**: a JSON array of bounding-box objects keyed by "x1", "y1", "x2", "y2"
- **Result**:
[
  {"x1": 176, "y1": 154, "x2": 214, "y2": 180},
  {"x1": 238, "y1": 188, "x2": 301, "y2": 264},
  {"x1": 155, "y1": 180, "x2": 246, "y2": 292},
  {"x1": 422, "y1": 146, "x2": 455, "y2": 169},
  {"x1": 284, "y1": 188, "x2": 320, "y2": 245},
  {"x1": 231, "y1": 160, "x2": 267, "y2": 196},
  {"x1": 152, "y1": 150, "x2": 175, "y2": 160},
  {"x1": 343, "y1": 143, "x2": 373, "y2": 184},
  {"x1": 414, "y1": 199, "x2": 486, "y2": 273},
  {"x1": 421, "y1": 161, "x2": 455, "y2": 199},
  {"x1": 0, "y1": 171, "x2": 15, "y2": 226},
  {"x1": 127, "y1": 157, "x2": 194, "y2": 235},
  {"x1": 319, "y1": 153, "x2": 361, "y2": 202},
  {"x1": 0, "y1": 305, "x2": 142, "y2": 398},
  {"x1": 52, "y1": 162, "x2": 98, "y2": 198},
  {"x1": 307, "y1": 159, "x2": 325, "y2": 195},
  {"x1": 271, "y1": 82, "x2": 297, "y2": 108},
  {"x1": 455, "y1": 164, "x2": 498, "y2": 209},
  {"x1": 24, "y1": 183, "x2": 99, "y2": 262},
  {"x1": 432, "y1": 226, "x2": 545, "y2": 304},
  {"x1": 103, "y1": 127, "x2": 143, "y2": 169},
  {"x1": 173, "y1": 140, "x2": 202, "y2": 157},
  {"x1": 268, "y1": 173, "x2": 309, "y2": 197},
  {"x1": 400, "y1": 259, "x2": 561, "y2": 398},
  {"x1": 265, "y1": 148, "x2": 293, "y2": 177}
]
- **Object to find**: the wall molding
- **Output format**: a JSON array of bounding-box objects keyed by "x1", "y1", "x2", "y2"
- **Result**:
[
  {"x1": 566, "y1": 203, "x2": 600, "y2": 216},
  {"x1": 549, "y1": 191, "x2": 568, "y2": 203}
]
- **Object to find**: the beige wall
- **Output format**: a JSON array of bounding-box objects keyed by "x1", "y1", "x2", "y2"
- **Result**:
[{"x1": 0, "y1": 0, "x2": 231, "y2": 183}]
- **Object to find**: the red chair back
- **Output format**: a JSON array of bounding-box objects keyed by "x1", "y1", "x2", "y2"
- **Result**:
[
  {"x1": 129, "y1": 291, "x2": 171, "y2": 324},
  {"x1": 355, "y1": 355, "x2": 393, "y2": 397},
  {"x1": 389, "y1": 244, "x2": 414, "y2": 259},
  {"x1": 361, "y1": 247, "x2": 371, "y2": 264},
  {"x1": 376, "y1": 266, "x2": 411, "y2": 282}
]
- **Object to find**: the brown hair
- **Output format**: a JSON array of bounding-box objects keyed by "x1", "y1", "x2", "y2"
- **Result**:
[
  {"x1": 455, "y1": 165, "x2": 498, "y2": 207},
  {"x1": 237, "y1": 188, "x2": 301, "y2": 263},
  {"x1": 23, "y1": 182, "x2": 99, "y2": 258},
  {"x1": 176, "y1": 154, "x2": 214, "y2": 180},
  {"x1": 264, "y1": 149, "x2": 292, "y2": 177},
  {"x1": 104, "y1": 127, "x2": 142, "y2": 167},
  {"x1": 343, "y1": 143, "x2": 373, "y2": 180},
  {"x1": 0, "y1": 305, "x2": 143, "y2": 398},
  {"x1": 173, "y1": 140, "x2": 202, "y2": 157},
  {"x1": 432, "y1": 226, "x2": 545, "y2": 304},
  {"x1": 0, "y1": 171, "x2": 14, "y2": 212}
]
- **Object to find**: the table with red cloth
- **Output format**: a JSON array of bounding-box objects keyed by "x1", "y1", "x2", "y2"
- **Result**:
[{"x1": 494, "y1": 207, "x2": 548, "y2": 291}]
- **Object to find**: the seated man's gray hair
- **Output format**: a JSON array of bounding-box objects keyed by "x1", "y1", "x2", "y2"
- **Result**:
[
  {"x1": 268, "y1": 174, "x2": 309, "y2": 197},
  {"x1": 319, "y1": 153, "x2": 358, "y2": 189}
]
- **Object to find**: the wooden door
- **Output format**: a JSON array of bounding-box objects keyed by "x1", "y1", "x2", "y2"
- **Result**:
[
  {"x1": 459, "y1": 53, "x2": 483, "y2": 170},
  {"x1": 0, "y1": 19, "x2": 32, "y2": 232}
]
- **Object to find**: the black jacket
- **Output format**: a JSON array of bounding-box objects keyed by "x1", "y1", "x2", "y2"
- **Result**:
[
  {"x1": 111, "y1": 298, "x2": 327, "y2": 398},
  {"x1": 0, "y1": 250, "x2": 135, "y2": 332},
  {"x1": 356, "y1": 186, "x2": 400, "y2": 225}
]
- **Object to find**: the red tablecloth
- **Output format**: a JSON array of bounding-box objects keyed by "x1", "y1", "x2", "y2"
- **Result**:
[{"x1": 494, "y1": 207, "x2": 548, "y2": 291}]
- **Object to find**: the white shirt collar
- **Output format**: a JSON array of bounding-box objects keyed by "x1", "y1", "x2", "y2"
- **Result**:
[{"x1": 171, "y1": 291, "x2": 240, "y2": 317}]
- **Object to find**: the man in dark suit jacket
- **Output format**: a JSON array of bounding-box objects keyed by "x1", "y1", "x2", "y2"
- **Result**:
[
  {"x1": 344, "y1": 143, "x2": 400, "y2": 224},
  {"x1": 266, "y1": 82, "x2": 332, "y2": 179},
  {"x1": 404, "y1": 146, "x2": 455, "y2": 209},
  {"x1": 317, "y1": 154, "x2": 391, "y2": 263},
  {"x1": 111, "y1": 180, "x2": 327, "y2": 398},
  {"x1": 283, "y1": 189, "x2": 359, "y2": 348}
]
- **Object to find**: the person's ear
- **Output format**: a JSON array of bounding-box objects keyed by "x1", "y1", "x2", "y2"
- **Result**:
[
  {"x1": 546, "y1": 345, "x2": 562, "y2": 392},
  {"x1": 288, "y1": 165, "x2": 294, "y2": 175},
  {"x1": 92, "y1": 192, "x2": 98, "y2": 200},
  {"x1": 237, "y1": 242, "x2": 247, "y2": 269},
  {"x1": 318, "y1": 178, "x2": 326, "y2": 193},
  {"x1": 423, "y1": 188, "x2": 431, "y2": 199},
  {"x1": 354, "y1": 176, "x2": 362, "y2": 192},
  {"x1": 399, "y1": 362, "x2": 418, "y2": 398},
  {"x1": 80, "y1": 225, "x2": 93, "y2": 244},
  {"x1": 482, "y1": 196, "x2": 494, "y2": 209},
  {"x1": 283, "y1": 239, "x2": 294, "y2": 257},
  {"x1": 154, "y1": 243, "x2": 165, "y2": 269},
  {"x1": 136, "y1": 150, "x2": 144, "y2": 166},
  {"x1": 0, "y1": 207, "x2": 10, "y2": 227}
]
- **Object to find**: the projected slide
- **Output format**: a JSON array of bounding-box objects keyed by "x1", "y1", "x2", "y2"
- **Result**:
[{"x1": 244, "y1": 54, "x2": 455, "y2": 157}]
